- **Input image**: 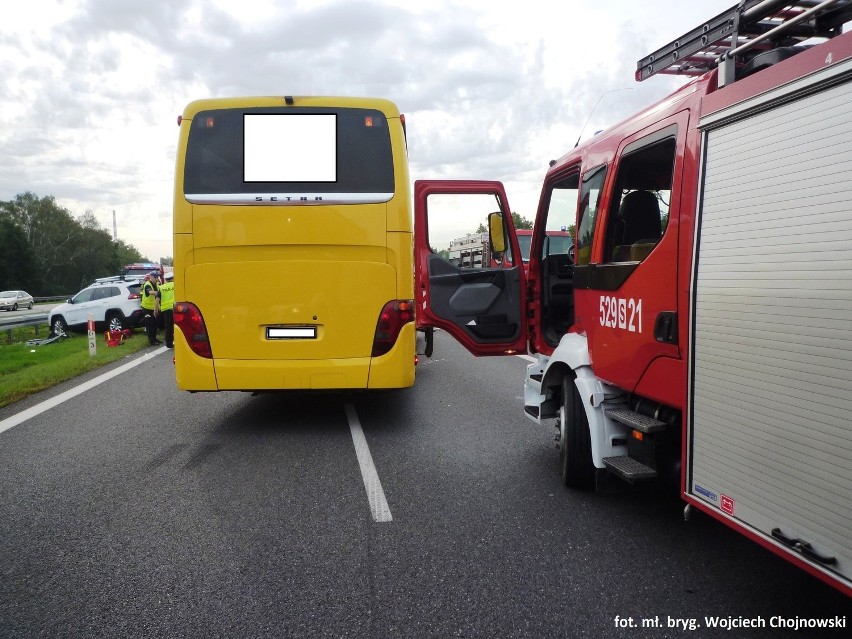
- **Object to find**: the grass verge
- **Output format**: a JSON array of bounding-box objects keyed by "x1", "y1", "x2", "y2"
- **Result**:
[{"x1": 0, "y1": 327, "x2": 155, "y2": 409}]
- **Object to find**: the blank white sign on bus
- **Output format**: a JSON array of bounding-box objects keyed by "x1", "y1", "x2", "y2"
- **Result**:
[{"x1": 244, "y1": 114, "x2": 337, "y2": 183}]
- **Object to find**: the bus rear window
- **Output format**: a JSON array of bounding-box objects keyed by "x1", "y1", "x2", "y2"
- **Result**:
[
  {"x1": 244, "y1": 113, "x2": 337, "y2": 183},
  {"x1": 184, "y1": 107, "x2": 394, "y2": 204}
]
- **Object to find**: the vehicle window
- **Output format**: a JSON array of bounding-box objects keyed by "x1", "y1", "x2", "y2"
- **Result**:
[
  {"x1": 96, "y1": 288, "x2": 119, "y2": 300},
  {"x1": 575, "y1": 165, "x2": 607, "y2": 266},
  {"x1": 604, "y1": 136, "x2": 675, "y2": 263},
  {"x1": 73, "y1": 289, "x2": 95, "y2": 304},
  {"x1": 427, "y1": 193, "x2": 514, "y2": 269},
  {"x1": 517, "y1": 234, "x2": 532, "y2": 262},
  {"x1": 184, "y1": 107, "x2": 394, "y2": 197},
  {"x1": 543, "y1": 234, "x2": 573, "y2": 258},
  {"x1": 542, "y1": 175, "x2": 579, "y2": 243},
  {"x1": 0, "y1": 291, "x2": 12, "y2": 296}
]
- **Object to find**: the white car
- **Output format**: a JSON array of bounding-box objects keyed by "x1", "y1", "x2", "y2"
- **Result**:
[
  {"x1": 48, "y1": 281, "x2": 146, "y2": 336},
  {"x1": 0, "y1": 290, "x2": 34, "y2": 311}
]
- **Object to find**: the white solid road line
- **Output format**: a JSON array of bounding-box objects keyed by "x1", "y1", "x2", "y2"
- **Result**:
[
  {"x1": 0, "y1": 346, "x2": 167, "y2": 436},
  {"x1": 517, "y1": 354, "x2": 537, "y2": 362},
  {"x1": 344, "y1": 403, "x2": 393, "y2": 523}
]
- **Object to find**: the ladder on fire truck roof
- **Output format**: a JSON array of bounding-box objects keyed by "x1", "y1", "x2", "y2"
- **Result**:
[{"x1": 636, "y1": 0, "x2": 852, "y2": 86}]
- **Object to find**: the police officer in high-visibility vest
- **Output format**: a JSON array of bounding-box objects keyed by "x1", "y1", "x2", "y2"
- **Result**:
[
  {"x1": 159, "y1": 274, "x2": 175, "y2": 348},
  {"x1": 141, "y1": 271, "x2": 161, "y2": 346}
]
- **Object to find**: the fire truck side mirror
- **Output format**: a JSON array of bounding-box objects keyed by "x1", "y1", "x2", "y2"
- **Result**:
[{"x1": 488, "y1": 212, "x2": 506, "y2": 254}]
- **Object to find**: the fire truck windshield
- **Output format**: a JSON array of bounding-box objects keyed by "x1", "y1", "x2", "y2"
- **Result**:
[
  {"x1": 517, "y1": 233, "x2": 532, "y2": 262},
  {"x1": 545, "y1": 234, "x2": 572, "y2": 257}
]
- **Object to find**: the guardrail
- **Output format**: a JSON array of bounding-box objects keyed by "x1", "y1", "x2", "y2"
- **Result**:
[
  {"x1": 33, "y1": 295, "x2": 71, "y2": 303},
  {"x1": 1, "y1": 314, "x2": 50, "y2": 343},
  {"x1": 2, "y1": 299, "x2": 69, "y2": 342}
]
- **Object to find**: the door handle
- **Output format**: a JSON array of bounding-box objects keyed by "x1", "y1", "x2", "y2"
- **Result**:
[
  {"x1": 654, "y1": 312, "x2": 677, "y2": 344},
  {"x1": 771, "y1": 528, "x2": 837, "y2": 566}
]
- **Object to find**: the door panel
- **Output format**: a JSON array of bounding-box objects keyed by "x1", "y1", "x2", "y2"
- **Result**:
[
  {"x1": 414, "y1": 180, "x2": 527, "y2": 356},
  {"x1": 66, "y1": 290, "x2": 95, "y2": 326},
  {"x1": 580, "y1": 113, "x2": 688, "y2": 394},
  {"x1": 529, "y1": 167, "x2": 588, "y2": 354},
  {"x1": 427, "y1": 255, "x2": 521, "y2": 341}
]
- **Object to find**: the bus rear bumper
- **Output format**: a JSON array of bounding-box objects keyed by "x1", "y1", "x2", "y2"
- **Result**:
[
  {"x1": 215, "y1": 357, "x2": 370, "y2": 390},
  {"x1": 174, "y1": 323, "x2": 416, "y2": 391},
  {"x1": 367, "y1": 322, "x2": 416, "y2": 389}
]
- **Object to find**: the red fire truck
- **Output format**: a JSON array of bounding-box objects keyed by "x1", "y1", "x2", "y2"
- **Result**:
[
  {"x1": 414, "y1": 0, "x2": 852, "y2": 596},
  {"x1": 516, "y1": 229, "x2": 573, "y2": 276}
]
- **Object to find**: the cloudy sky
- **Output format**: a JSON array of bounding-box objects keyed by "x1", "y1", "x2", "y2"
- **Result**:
[{"x1": 1, "y1": 0, "x2": 734, "y2": 262}]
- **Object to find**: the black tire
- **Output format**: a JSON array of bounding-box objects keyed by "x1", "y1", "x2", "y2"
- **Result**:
[
  {"x1": 51, "y1": 316, "x2": 68, "y2": 337},
  {"x1": 12, "y1": 303, "x2": 17, "y2": 311},
  {"x1": 107, "y1": 313, "x2": 124, "y2": 332},
  {"x1": 559, "y1": 375, "x2": 595, "y2": 488},
  {"x1": 27, "y1": 302, "x2": 33, "y2": 310}
]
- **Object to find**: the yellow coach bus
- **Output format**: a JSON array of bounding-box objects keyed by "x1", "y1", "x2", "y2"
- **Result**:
[{"x1": 172, "y1": 96, "x2": 415, "y2": 391}]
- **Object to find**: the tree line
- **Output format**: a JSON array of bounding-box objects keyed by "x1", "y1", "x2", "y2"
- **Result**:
[
  {"x1": 0, "y1": 192, "x2": 155, "y2": 296},
  {"x1": 475, "y1": 211, "x2": 534, "y2": 234}
]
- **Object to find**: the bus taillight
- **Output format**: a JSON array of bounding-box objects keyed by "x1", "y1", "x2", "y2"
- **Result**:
[
  {"x1": 371, "y1": 300, "x2": 414, "y2": 357},
  {"x1": 174, "y1": 302, "x2": 213, "y2": 359}
]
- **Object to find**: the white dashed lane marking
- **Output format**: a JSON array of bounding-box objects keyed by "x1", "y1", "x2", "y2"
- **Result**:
[{"x1": 345, "y1": 403, "x2": 393, "y2": 523}]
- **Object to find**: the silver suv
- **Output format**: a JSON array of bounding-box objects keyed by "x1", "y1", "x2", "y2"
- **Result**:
[{"x1": 48, "y1": 281, "x2": 145, "y2": 336}]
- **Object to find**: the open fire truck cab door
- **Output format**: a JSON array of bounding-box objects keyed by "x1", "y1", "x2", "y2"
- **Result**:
[{"x1": 414, "y1": 180, "x2": 527, "y2": 356}]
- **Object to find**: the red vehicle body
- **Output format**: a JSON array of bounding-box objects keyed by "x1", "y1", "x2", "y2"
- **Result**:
[{"x1": 414, "y1": 1, "x2": 852, "y2": 596}]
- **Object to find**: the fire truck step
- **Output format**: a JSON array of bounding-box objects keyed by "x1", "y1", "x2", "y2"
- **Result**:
[
  {"x1": 604, "y1": 408, "x2": 666, "y2": 433},
  {"x1": 602, "y1": 456, "x2": 658, "y2": 483}
]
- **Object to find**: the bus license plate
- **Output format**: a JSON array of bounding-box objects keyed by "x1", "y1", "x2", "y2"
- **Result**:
[{"x1": 267, "y1": 326, "x2": 317, "y2": 339}]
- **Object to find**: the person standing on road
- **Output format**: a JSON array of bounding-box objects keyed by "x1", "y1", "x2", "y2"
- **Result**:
[
  {"x1": 158, "y1": 275, "x2": 175, "y2": 348},
  {"x1": 141, "y1": 271, "x2": 161, "y2": 346}
]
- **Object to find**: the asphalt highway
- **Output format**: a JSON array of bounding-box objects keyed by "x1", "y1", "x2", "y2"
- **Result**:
[{"x1": 0, "y1": 331, "x2": 849, "y2": 637}]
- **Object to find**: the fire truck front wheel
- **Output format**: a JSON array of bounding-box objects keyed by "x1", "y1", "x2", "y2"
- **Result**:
[{"x1": 559, "y1": 376, "x2": 595, "y2": 489}]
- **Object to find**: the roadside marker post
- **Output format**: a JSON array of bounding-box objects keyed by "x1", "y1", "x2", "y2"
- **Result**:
[{"x1": 87, "y1": 314, "x2": 96, "y2": 357}]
